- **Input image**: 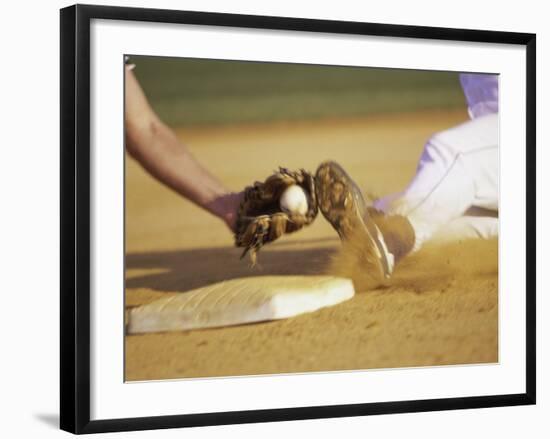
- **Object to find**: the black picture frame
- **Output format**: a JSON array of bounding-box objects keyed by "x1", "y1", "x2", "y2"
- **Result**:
[{"x1": 60, "y1": 4, "x2": 536, "y2": 434}]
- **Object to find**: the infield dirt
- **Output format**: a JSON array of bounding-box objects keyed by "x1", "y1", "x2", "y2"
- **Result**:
[{"x1": 125, "y1": 109, "x2": 498, "y2": 381}]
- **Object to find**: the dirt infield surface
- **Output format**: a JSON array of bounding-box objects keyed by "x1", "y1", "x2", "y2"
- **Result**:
[{"x1": 125, "y1": 110, "x2": 498, "y2": 381}]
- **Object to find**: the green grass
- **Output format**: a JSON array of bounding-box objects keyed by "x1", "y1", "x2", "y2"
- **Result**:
[{"x1": 131, "y1": 56, "x2": 465, "y2": 127}]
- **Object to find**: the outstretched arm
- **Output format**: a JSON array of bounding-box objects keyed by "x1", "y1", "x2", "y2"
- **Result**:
[{"x1": 124, "y1": 65, "x2": 242, "y2": 231}]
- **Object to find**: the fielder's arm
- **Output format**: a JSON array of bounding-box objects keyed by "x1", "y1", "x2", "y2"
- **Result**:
[{"x1": 124, "y1": 65, "x2": 242, "y2": 231}]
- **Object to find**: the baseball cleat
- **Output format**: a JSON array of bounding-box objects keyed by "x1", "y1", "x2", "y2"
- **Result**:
[{"x1": 315, "y1": 161, "x2": 394, "y2": 279}]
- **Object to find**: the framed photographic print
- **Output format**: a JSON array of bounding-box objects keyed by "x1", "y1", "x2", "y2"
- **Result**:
[{"x1": 60, "y1": 4, "x2": 536, "y2": 434}]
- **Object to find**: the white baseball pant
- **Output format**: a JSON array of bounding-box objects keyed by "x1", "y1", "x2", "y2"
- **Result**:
[{"x1": 374, "y1": 113, "x2": 499, "y2": 250}]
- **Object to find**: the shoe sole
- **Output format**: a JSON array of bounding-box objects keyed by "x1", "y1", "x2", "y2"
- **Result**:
[{"x1": 315, "y1": 161, "x2": 393, "y2": 279}]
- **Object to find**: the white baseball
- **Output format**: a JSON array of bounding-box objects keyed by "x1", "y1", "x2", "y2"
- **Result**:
[{"x1": 280, "y1": 185, "x2": 308, "y2": 215}]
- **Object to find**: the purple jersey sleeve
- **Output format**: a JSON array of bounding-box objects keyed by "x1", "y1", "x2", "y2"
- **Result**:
[{"x1": 459, "y1": 73, "x2": 499, "y2": 119}]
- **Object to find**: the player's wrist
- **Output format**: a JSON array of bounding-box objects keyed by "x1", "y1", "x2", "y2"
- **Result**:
[{"x1": 206, "y1": 191, "x2": 244, "y2": 232}]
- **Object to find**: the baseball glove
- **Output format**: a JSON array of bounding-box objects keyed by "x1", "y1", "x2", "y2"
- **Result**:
[{"x1": 235, "y1": 167, "x2": 318, "y2": 264}]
